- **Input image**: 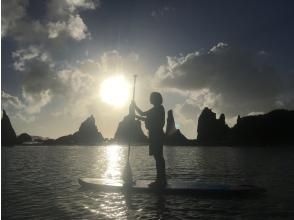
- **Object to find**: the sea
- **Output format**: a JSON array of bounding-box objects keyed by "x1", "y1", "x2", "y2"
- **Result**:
[{"x1": 2, "y1": 145, "x2": 294, "y2": 219}]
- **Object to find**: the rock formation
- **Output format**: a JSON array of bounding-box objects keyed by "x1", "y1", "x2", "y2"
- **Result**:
[
  {"x1": 165, "y1": 110, "x2": 190, "y2": 145},
  {"x1": 197, "y1": 107, "x2": 230, "y2": 145},
  {"x1": 17, "y1": 133, "x2": 32, "y2": 144},
  {"x1": 114, "y1": 114, "x2": 148, "y2": 144},
  {"x1": 232, "y1": 109, "x2": 294, "y2": 145},
  {"x1": 46, "y1": 115, "x2": 104, "y2": 145},
  {"x1": 1, "y1": 110, "x2": 17, "y2": 146},
  {"x1": 196, "y1": 107, "x2": 294, "y2": 146}
]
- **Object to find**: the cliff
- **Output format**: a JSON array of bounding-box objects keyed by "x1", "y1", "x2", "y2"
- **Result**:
[
  {"x1": 197, "y1": 107, "x2": 230, "y2": 145},
  {"x1": 165, "y1": 110, "x2": 191, "y2": 145},
  {"x1": 46, "y1": 115, "x2": 104, "y2": 145},
  {"x1": 1, "y1": 110, "x2": 17, "y2": 146},
  {"x1": 114, "y1": 114, "x2": 148, "y2": 144},
  {"x1": 232, "y1": 109, "x2": 294, "y2": 145},
  {"x1": 196, "y1": 107, "x2": 294, "y2": 146}
]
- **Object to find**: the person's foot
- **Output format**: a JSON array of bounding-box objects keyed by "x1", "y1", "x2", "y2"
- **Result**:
[
  {"x1": 123, "y1": 180, "x2": 135, "y2": 188},
  {"x1": 148, "y1": 180, "x2": 167, "y2": 188}
]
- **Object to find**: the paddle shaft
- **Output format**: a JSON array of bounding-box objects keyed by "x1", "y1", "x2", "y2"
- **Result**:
[
  {"x1": 132, "y1": 75, "x2": 137, "y2": 102},
  {"x1": 127, "y1": 75, "x2": 137, "y2": 161},
  {"x1": 123, "y1": 75, "x2": 137, "y2": 185}
]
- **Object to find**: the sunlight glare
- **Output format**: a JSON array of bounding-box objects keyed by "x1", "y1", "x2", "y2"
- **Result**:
[
  {"x1": 100, "y1": 75, "x2": 130, "y2": 107},
  {"x1": 103, "y1": 145, "x2": 122, "y2": 179}
]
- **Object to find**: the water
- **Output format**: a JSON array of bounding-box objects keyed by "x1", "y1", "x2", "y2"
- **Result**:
[{"x1": 2, "y1": 145, "x2": 294, "y2": 219}]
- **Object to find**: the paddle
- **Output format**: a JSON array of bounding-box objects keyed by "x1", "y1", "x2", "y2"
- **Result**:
[{"x1": 123, "y1": 75, "x2": 137, "y2": 186}]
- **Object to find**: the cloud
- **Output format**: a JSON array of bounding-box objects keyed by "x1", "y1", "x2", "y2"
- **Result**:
[
  {"x1": 12, "y1": 46, "x2": 59, "y2": 93},
  {"x1": 48, "y1": 14, "x2": 90, "y2": 41},
  {"x1": 155, "y1": 42, "x2": 283, "y2": 116},
  {"x1": 1, "y1": 91, "x2": 35, "y2": 122},
  {"x1": 99, "y1": 50, "x2": 124, "y2": 74},
  {"x1": 1, "y1": 0, "x2": 29, "y2": 37},
  {"x1": 12, "y1": 46, "x2": 51, "y2": 71},
  {"x1": 58, "y1": 68, "x2": 96, "y2": 95},
  {"x1": 2, "y1": 89, "x2": 52, "y2": 117},
  {"x1": 1, "y1": 91, "x2": 24, "y2": 110},
  {"x1": 47, "y1": 0, "x2": 99, "y2": 18},
  {"x1": 168, "y1": 89, "x2": 224, "y2": 138},
  {"x1": 172, "y1": 102, "x2": 199, "y2": 139},
  {"x1": 2, "y1": 0, "x2": 99, "y2": 42},
  {"x1": 3, "y1": 49, "x2": 93, "y2": 119},
  {"x1": 12, "y1": 46, "x2": 64, "y2": 114},
  {"x1": 22, "y1": 89, "x2": 52, "y2": 114},
  {"x1": 47, "y1": 21, "x2": 67, "y2": 39},
  {"x1": 2, "y1": 0, "x2": 47, "y2": 42},
  {"x1": 46, "y1": 0, "x2": 99, "y2": 40},
  {"x1": 98, "y1": 50, "x2": 142, "y2": 78}
]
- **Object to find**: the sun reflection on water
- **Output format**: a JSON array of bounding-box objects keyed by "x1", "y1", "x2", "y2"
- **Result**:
[
  {"x1": 82, "y1": 145, "x2": 128, "y2": 218},
  {"x1": 103, "y1": 145, "x2": 123, "y2": 179}
]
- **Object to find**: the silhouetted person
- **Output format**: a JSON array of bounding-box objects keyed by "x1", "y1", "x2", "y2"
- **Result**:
[{"x1": 131, "y1": 92, "x2": 166, "y2": 187}]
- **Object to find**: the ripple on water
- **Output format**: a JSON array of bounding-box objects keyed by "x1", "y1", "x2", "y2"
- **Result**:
[{"x1": 2, "y1": 145, "x2": 294, "y2": 219}]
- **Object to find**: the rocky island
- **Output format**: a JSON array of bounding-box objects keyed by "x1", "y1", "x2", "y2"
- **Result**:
[
  {"x1": 165, "y1": 110, "x2": 193, "y2": 145},
  {"x1": 114, "y1": 114, "x2": 148, "y2": 144},
  {"x1": 2, "y1": 107, "x2": 294, "y2": 147},
  {"x1": 44, "y1": 115, "x2": 104, "y2": 145},
  {"x1": 196, "y1": 107, "x2": 230, "y2": 145},
  {"x1": 1, "y1": 110, "x2": 17, "y2": 146},
  {"x1": 196, "y1": 107, "x2": 294, "y2": 146}
]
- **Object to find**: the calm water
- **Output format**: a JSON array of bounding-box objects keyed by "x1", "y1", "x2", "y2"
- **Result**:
[{"x1": 2, "y1": 145, "x2": 294, "y2": 219}]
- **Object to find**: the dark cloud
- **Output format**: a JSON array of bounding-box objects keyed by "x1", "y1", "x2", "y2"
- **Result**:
[
  {"x1": 2, "y1": 0, "x2": 99, "y2": 42},
  {"x1": 2, "y1": 0, "x2": 101, "y2": 116},
  {"x1": 1, "y1": 0, "x2": 29, "y2": 37},
  {"x1": 156, "y1": 43, "x2": 287, "y2": 115},
  {"x1": 12, "y1": 46, "x2": 63, "y2": 95}
]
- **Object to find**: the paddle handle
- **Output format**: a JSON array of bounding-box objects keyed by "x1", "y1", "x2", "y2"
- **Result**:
[{"x1": 132, "y1": 75, "x2": 137, "y2": 101}]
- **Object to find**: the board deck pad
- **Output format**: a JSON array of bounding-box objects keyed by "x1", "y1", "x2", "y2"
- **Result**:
[{"x1": 79, "y1": 178, "x2": 266, "y2": 196}]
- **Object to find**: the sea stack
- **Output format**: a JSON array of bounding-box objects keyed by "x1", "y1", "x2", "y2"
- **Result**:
[
  {"x1": 1, "y1": 110, "x2": 17, "y2": 146},
  {"x1": 165, "y1": 110, "x2": 190, "y2": 145},
  {"x1": 197, "y1": 107, "x2": 230, "y2": 145},
  {"x1": 49, "y1": 115, "x2": 104, "y2": 145},
  {"x1": 114, "y1": 114, "x2": 148, "y2": 144}
]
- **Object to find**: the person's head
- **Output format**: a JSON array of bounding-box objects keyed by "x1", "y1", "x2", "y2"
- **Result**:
[{"x1": 150, "y1": 92, "x2": 163, "y2": 106}]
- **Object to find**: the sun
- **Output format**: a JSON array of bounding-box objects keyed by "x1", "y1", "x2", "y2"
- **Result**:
[{"x1": 100, "y1": 75, "x2": 130, "y2": 107}]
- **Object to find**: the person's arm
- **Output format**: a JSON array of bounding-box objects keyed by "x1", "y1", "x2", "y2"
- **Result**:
[
  {"x1": 132, "y1": 101, "x2": 148, "y2": 116},
  {"x1": 160, "y1": 107, "x2": 165, "y2": 128},
  {"x1": 135, "y1": 115, "x2": 146, "y2": 121}
]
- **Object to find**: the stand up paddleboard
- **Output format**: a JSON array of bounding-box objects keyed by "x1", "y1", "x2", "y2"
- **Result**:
[{"x1": 78, "y1": 178, "x2": 266, "y2": 196}]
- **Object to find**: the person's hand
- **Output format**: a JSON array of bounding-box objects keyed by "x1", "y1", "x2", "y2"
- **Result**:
[
  {"x1": 129, "y1": 102, "x2": 136, "y2": 116},
  {"x1": 135, "y1": 115, "x2": 146, "y2": 121},
  {"x1": 130, "y1": 101, "x2": 135, "y2": 109},
  {"x1": 131, "y1": 100, "x2": 137, "y2": 108}
]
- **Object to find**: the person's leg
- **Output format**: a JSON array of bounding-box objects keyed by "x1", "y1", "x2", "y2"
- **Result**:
[{"x1": 154, "y1": 152, "x2": 166, "y2": 184}]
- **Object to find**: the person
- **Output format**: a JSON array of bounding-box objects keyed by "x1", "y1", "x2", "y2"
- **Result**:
[{"x1": 131, "y1": 92, "x2": 166, "y2": 188}]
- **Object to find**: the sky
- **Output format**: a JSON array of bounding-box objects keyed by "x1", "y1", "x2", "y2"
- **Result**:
[{"x1": 2, "y1": 0, "x2": 294, "y2": 139}]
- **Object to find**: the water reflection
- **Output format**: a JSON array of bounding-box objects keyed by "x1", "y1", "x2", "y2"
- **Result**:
[
  {"x1": 7, "y1": 146, "x2": 293, "y2": 219},
  {"x1": 103, "y1": 145, "x2": 123, "y2": 179},
  {"x1": 82, "y1": 192, "x2": 128, "y2": 219},
  {"x1": 80, "y1": 145, "x2": 129, "y2": 219}
]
